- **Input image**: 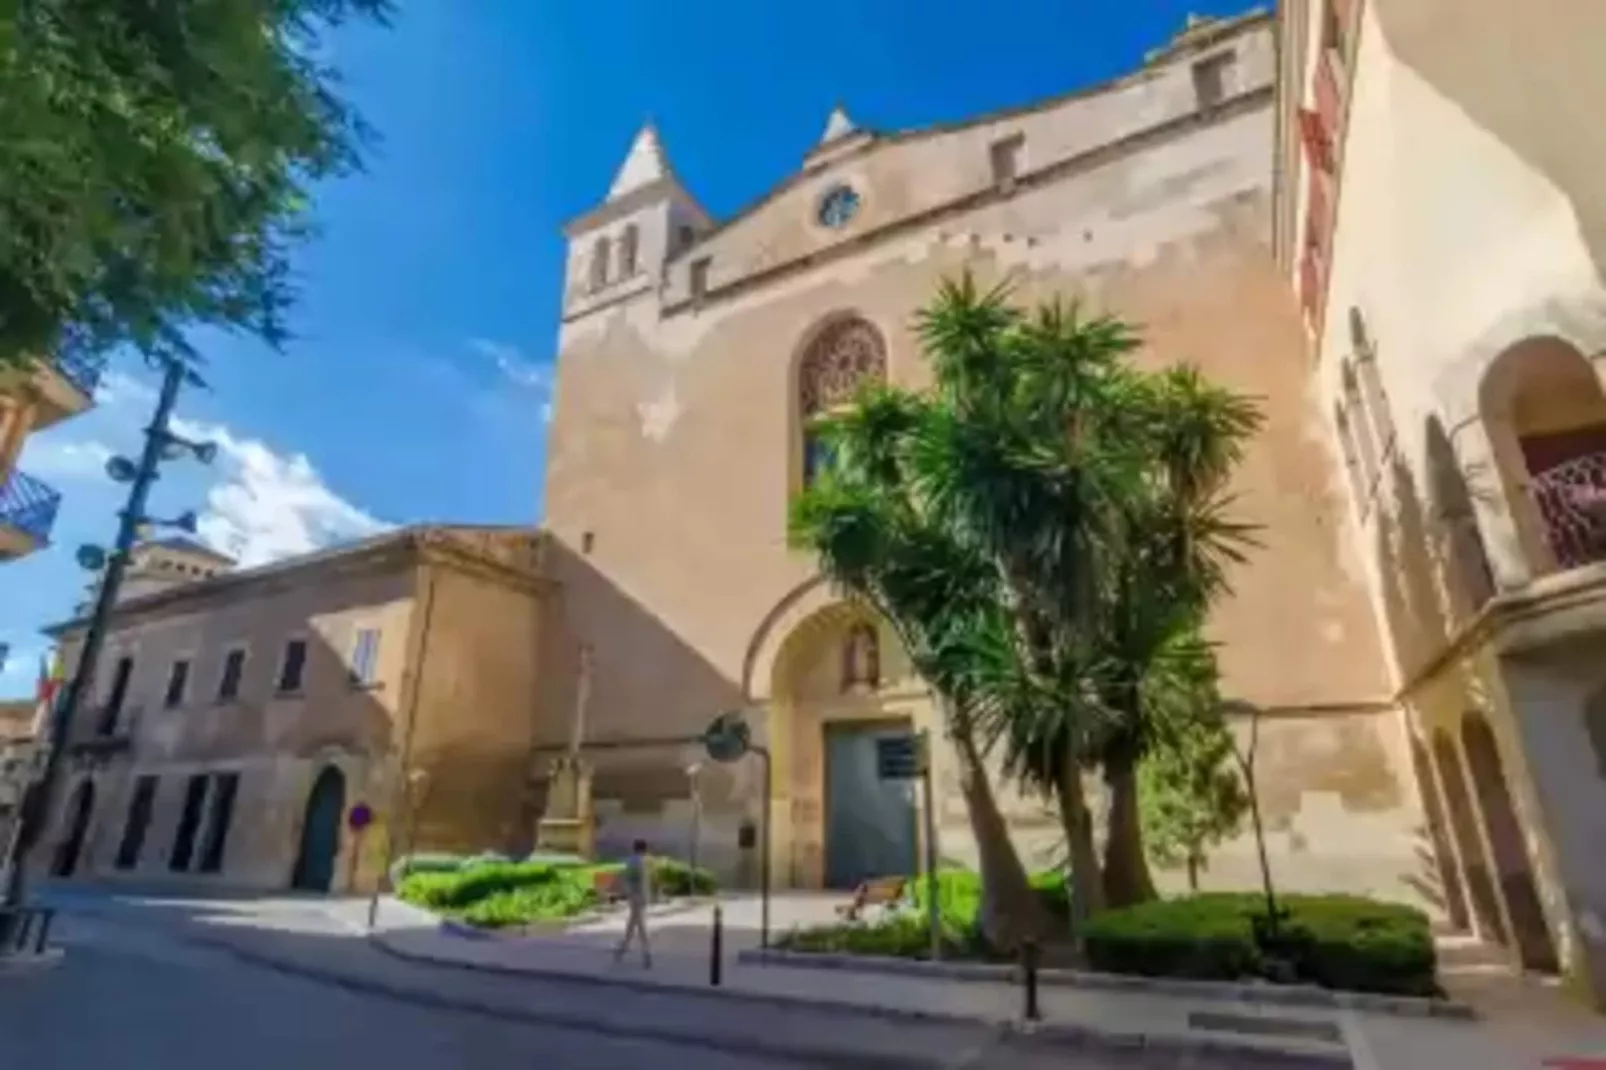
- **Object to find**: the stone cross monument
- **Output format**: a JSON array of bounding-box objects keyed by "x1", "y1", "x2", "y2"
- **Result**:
[{"x1": 537, "y1": 642, "x2": 596, "y2": 857}]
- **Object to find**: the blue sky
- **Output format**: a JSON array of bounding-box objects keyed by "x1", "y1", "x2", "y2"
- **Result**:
[{"x1": 0, "y1": 0, "x2": 1256, "y2": 695}]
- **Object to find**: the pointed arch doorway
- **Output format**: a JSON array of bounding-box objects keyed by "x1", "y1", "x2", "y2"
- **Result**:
[
  {"x1": 52, "y1": 779, "x2": 96, "y2": 878},
  {"x1": 290, "y1": 766, "x2": 346, "y2": 893}
]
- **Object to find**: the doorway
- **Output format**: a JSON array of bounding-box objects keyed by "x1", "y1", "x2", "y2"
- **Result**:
[
  {"x1": 823, "y1": 721, "x2": 918, "y2": 889},
  {"x1": 52, "y1": 779, "x2": 96, "y2": 878},
  {"x1": 290, "y1": 766, "x2": 346, "y2": 893}
]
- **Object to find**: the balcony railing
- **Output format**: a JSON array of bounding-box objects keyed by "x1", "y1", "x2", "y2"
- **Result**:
[
  {"x1": 0, "y1": 469, "x2": 62, "y2": 545},
  {"x1": 1532, "y1": 452, "x2": 1606, "y2": 570},
  {"x1": 38, "y1": 348, "x2": 108, "y2": 399}
]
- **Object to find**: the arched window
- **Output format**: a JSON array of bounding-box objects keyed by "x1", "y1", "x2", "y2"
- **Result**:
[
  {"x1": 1334, "y1": 404, "x2": 1367, "y2": 512},
  {"x1": 589, "y1": 235, "x2": 612, "y2": 292},
  {"x1": 797, "y1": 316, "x2": 887, "y2": 487},
  {"x1": 1341, "y1": 360, "x2": 1380, "y2": 497},
  {"x1": 618, "y1": 225, "x2": 639, "y2": 277},
  {"x1": 1350, "y1": 308, "x2": 1396, "y2": 462}
]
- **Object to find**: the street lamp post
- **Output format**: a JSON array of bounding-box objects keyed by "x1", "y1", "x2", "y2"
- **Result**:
[{"x1": 0, "y1": 354, "x2": 213, "y2": 920}]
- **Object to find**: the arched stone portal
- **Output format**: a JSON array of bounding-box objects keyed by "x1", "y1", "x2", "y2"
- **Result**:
[
  {"x1": 291, "y1": 766, "x2": 347, "y2": 893},
  {"x1": 1432, "y1": 729, "x2": 1507, "y2": 945},
  {"x1": 1460, "y1": 713, "x2": 1559, "y2": 972},
  {"x1": 766, "y1": 600, "x2": 931, "y2": 889}
]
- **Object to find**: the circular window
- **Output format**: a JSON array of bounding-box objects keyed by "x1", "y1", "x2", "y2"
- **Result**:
[{"x1": 817, "y1": 184, "x2": 861, "y2": 229}]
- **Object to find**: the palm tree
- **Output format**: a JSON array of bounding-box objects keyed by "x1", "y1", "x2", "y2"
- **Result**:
[
  {"x1": 1092, "y1": 367, "x2": 1261, "y2": 906},
  {"x1": 789, "y1": 387, "x2": 1049, "y2": 951}
]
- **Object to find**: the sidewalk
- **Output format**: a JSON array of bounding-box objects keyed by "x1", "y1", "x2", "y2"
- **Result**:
[
  {"x1": 346, "y1": 895, "x2": 1606, "y2": 1070},
  {"x1": 347, "y1": 894, "x2": 1354, "y2": 1066}
]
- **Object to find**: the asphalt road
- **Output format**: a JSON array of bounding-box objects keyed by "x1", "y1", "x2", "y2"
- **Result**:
[
  {"x1": 1, "y1": 910, "x2": 826, "y2": 1070},
  {"x1": 0, "y1": 893, "x2": 1305, "y2": 1070}
]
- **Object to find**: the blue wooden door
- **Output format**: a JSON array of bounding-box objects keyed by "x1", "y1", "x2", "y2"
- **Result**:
[
  {"x1": 291, "y1": 767, "x2": 345, "y2": 893},
  {"x1": 824, "y1": 721, "x2": 918, "y2": 889}
]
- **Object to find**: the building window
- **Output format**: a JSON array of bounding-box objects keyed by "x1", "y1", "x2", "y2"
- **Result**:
[
  {"x1": 990, "y1": 135, "x2": 1023, "y2": 188},
  {"x1": 1192, "y1": 51, "x2": 1235, "y2": 110},
  {"x1": 114, "y1": 775, "x2": 158, "y2": 871},
  {"x1": 168, "y1": 774, "x2": 208, "y2": 872},
  {"x1": 1321, "y1": 0, "x2": 1346, "y2": 58},
  {"x1": 797, "y1": 316, "x2": 887, "y2": 488},
  {"x1": 589, "y1": 234, "x2": 611, "y2": 292},
  {"x1": 618, "y1": 224, "x2": 639, "y2": 277},
  {"x1": 277, "y1": 639, "x2": 308, "y2": 694},
  {"x1": 163, "y1": 658, "x2": 190, "y2": 709},
  {"x1": 349, "y1": 628, "x2": 381, "y2": 688},
  {"x1": 197, "y1": 773, "x2": 240, "y2": 875},
  {"x1": 98, "y1": 655, "x2": 134, "y2": 735},
  {"x1": 689, "y1": 257, "x2": 711, "y2": 299},
  {"x1": 217, "y1": 649, "x2": 246, "y2": 703},
  {"x1": 677, "y1": 224, "x2": 696, "y2": 254}
]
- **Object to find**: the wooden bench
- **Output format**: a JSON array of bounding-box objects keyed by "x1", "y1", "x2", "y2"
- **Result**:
[{"x1": 836, "y1": 876, "x2": 907, "y2": 922}]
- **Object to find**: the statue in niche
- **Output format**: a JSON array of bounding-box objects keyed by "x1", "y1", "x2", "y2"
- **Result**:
[{"x1": 841, "y1": 622, "x2": 881, "y2": 694}]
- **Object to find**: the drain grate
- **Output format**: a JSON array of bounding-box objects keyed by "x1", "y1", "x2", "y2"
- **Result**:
[{"x1": 1186, "y1": 1010, "x2": 1344, "y2": 1044}]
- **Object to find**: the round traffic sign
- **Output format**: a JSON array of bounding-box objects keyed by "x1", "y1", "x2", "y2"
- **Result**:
[{"x1": 347, "y1": 802, "x2": 374, "y2": 831}]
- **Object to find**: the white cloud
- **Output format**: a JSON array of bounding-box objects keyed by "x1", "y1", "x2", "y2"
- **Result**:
[
  {"x1": 95, "y1": 370, "x2": 157, "y2": 410},
  {"x1": 468, "y1": 338, "x2": 550, "y2": 390},
  {"x1": 169, "y1": 417, "x2": 392, "y2": 568},
  {"x1": 20, "y1": 438, "x2": 116, "y2": 481}
]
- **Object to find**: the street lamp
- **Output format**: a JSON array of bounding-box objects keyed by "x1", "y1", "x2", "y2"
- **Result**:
[{"x1": 0, "y1": 354, "x2": 214, "y2": 921}]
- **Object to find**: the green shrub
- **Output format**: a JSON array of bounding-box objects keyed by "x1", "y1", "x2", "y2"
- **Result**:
[
  {"x1": 399, "y1": 861, "x2": 560, "y2": 911},
  {"x1": 389, "y1": 852, "x2": 466, "y2": 886},
  {"x1": 1083, "y1": 893, "x2": 1437, "y2": 996},
  {"x1": 457, "y1": 881, "x2": 598, "y2": 928},
  {"x1": 650, "y1": 857, "x2": 717, "y2": 897},
  {"x1": 777, "y1": 912, "x2": 980, "y2": 960},
  {"x1": 908, "y1": 868, "x2": 1069, "y2": 926}
]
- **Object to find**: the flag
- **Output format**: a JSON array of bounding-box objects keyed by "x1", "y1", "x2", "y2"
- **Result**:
[{"x1": 30, "y1": 651, "x2": 64, "y2": 737}]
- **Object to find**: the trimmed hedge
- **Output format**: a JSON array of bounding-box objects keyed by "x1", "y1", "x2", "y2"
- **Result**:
[
  {"x1": 1083, "y1": 893, "x2": 1438, "y2": 996},
  {"x1": 396, "y1": 855, "x2": 718, "y2": 929},
  {"x1": 908, "y1": 867, "x2": 1072, "y2": 924}
]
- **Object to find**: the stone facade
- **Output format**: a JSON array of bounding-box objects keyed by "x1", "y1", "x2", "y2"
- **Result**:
[
  {"x1": 1279, "y1": 0, "x2": 1606, "y2": 1002},
  {"x1": 537, "y1": 12, "x2": 1432, "y2": 906},
  {"x1": 34, "y1": 526, "x2": 551, "y2": 895}
]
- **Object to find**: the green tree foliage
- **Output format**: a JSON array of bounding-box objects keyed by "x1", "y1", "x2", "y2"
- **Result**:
[
  {"x1": 1139, "y1": 677, "x2": 1249, "y2": 891},
  {"x1": 0, "y1": 0, "x2": 391, "y2": 369}
]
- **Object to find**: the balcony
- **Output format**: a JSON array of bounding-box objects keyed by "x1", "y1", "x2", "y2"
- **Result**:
[
  {"x1": 1532, "y1": 453, "x2": 1606, "y2": 571},
  {"x1": 0, "y1": 469, "x2": 61, "y2": 561},
  {"x1": 69, "y1": 705, "x2": 140, "y2": 760},
  {"x1": 28, "y1": 350, "x2": 107, "y2": 428}
]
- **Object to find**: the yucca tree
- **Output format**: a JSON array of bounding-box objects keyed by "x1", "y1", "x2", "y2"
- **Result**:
[
  {"x1": 1092, "y1": 367, "x2": 1262, "y2": 906},
  {"x1": 789, "y1": 387, "x2": 1050, "y2": 951}
]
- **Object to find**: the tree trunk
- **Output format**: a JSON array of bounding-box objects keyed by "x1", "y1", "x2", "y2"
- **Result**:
[
  {"x1": 1055, "y1": 751, "x2": 1103, "y2": 951},
  {"x1": 1101, "y1": 753, "x2": 1158, "y2": 908},
  {"x1": 947, "y1": 705, "x2": 1045, "y2": 954},
  {"x1": 1186, "y1": 852, "x2": 1201, "y2": 892}
]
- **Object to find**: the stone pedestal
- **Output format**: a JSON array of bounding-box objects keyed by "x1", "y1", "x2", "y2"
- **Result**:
[{"x1": 537, "y1": 756, "x2": 595, "y2": 858}]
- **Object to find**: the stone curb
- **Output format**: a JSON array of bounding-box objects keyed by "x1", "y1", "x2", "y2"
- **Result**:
[
  {"x1": 740, "y1": 948, "x2": 1478, "y2": 1022},
  {"x1": 368, "y1": 932, "x2": 1352, "y2": 1067}
]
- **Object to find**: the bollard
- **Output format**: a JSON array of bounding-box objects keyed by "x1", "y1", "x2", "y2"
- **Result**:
[
  {"x1": 1021, "y1": 939, "x2": 1041, "y2": 1022},
  {"x1": 709, "y1": 903, "x2": 723, "y2": 987},
  {"x1": 33, "y1": 909, "x2": 52, "y2": 954}
]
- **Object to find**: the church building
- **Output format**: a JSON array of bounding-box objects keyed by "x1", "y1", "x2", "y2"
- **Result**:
[{"x1": 535, "y1": 9, "x2": 1428, "y2": 903}]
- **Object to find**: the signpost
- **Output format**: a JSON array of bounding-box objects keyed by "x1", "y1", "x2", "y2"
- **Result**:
[
  {"x1": 878, "y1": 729, "x2": 939, "y2": 962},
  {"x1": 702, "y1": 711, "x2": 772, "y2": 949},
  {"x1": 346, "y1": 802, "x2": 373, "y2": 895}
]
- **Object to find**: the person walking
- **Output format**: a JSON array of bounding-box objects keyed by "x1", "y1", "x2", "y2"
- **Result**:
[{"x1": 613, "y1": 838, "x2": 653, "y2": 968}]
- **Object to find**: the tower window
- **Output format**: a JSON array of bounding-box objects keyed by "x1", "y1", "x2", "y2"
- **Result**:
[
  {"x1": 797, "y1": 316, "x2": 887, "y2": 488},
  {"x1": 589, "y1": 235, "x2": 612, "y2": 292},
  {"x1": 618, "y1": 224, "x2": 639, "y2": 277},
  {"x1": 689, "y1": 257, "x2": 711, "y2": 299},
  {"x1": 1192, "y1": 51, "x2": 1234, "y2": 110}
]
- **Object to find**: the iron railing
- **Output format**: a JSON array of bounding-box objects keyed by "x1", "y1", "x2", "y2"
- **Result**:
[
  {"x1": 1532, "y1": 452, "x2": 1606, "y2": 570},
  {"x1": 0, "y1": 470, "x2": 62, "y2": 546},
  {"x1": 39, "y1": 348, "x2": 108, "y2": 399}
]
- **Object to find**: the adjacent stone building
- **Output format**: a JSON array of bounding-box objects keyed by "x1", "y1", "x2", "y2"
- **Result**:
[
  {"x1": 0, "y1": 348, "x2": 105, "y2": 564},
  {"x1": 35, "y1": 527, "x2": 549, "y2": 894},
  {"x1": 1277, "y1": 0, "x2": 1606, "y2": 1000},
  {"x1": 535, "y1": 10, "x2": 1427, "y2": 902}
]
